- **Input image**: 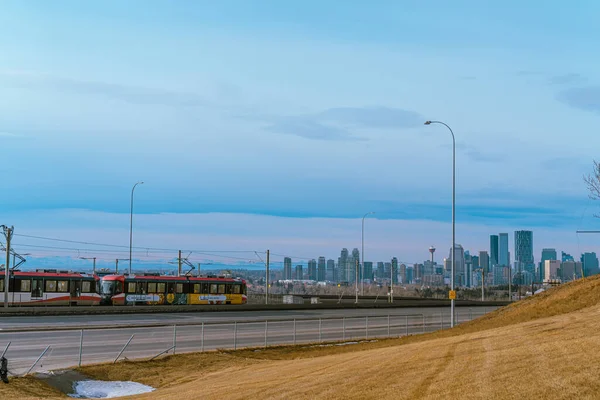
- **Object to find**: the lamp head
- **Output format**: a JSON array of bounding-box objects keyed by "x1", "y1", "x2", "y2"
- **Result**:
[{"x1": 424, "y1": 121, "x2": 432, "y2": 125}]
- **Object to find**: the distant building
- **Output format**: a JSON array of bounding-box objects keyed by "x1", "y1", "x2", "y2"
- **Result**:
[
  {"x1": 499, "y1": 233, "x2": 509, "y2": 267},
  {"x1": 376, "y1": 262, "x2": 385, "y2": 280},
  {"x1": 339, "y1": 248, "x2": 348, "y2": 282},
  {"x1": 479, "y1": 251, "x2": 490, "y2": 273},
  {"x1": 539, "y1": 248, "x2": 557, "y2": 281},
  {"x1": 544, "y1": 260, "x2": 561, "y2": 282},
  {"x1": 493, "y1": 265, "x2": 510, "y2": 286},
  {"x1": 581, "y1": 252, "x2": 599, "y2": 276},
  {"x1": 399, "y1": 263, "x2": 407, "y2": 284},
  {"x1": 514, "y1": 230, "x2": 534, "y2": 276},
  {"x1": 448, "y1": 244, "x2": 465, "y2": 287},
  {"x1": 327, "y1": 259, "x2": 336, "y2": 282},
  {"x1": 295, "y1": 265, "x2": 303, "y2": 280},
  {"x1": 562, "y1": 251, "x2": 574, "y2": 262},
  {"x1": 317, "y1": 257, "x2": 326, "y2": 281},
  {"x1": 308, "y1": 259, "x2": 317, "y2": 281},
  {"x1": 406, "y1": 266, "x2": 414, "y2": 284},
  {"x1": 283, "y1": 257, "x2": 292, "y2": 280},
  {"x1": 391, "y1": 257, "x2": 399, "y2": 284},
  {"x1": 363, "y1": 261, "x2": 373, "y2": 281},
  {"x1": 490, "y1": 235, "x2": 499, "y2": 268},
  {"x1": 561, "y1": 261, "x2": 583, "y2": 282}
]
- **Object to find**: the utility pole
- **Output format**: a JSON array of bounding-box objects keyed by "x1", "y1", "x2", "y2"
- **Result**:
[
  {"x1": 508, "y1": 266, "x2": 512, "y2": 302},
  {"x1": 265, "y1": 250, "x2": 270, "y2": 305},
  {"x1": 2, "y1": 225, "x2": 14, "y2": 309},
  {"x1": 355, "y1": 258, "x2": 359, "y2": 304},
  {"x1": 115, "y1": 258, "x2": 130, "y2": 274},
  {"x1": 178, "y1": 250, "x2": 182, "y2": 276},
  {"x1": 80, "y1": 257, "x2": 97, "y2": 274},
  {"x1": 481, "y1": 269, "x2": 484, "y2": 302},
  {"x1": 389, "y1": 258, "x2": 394, "y2": 304}
]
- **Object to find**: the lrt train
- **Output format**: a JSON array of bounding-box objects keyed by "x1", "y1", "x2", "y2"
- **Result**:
[
  {"x1": 0, "y1": 270, "x2": 101, "y2": 306},
  {"x1": 100, "y1": 273, "x2": 248, "y2": 306}
]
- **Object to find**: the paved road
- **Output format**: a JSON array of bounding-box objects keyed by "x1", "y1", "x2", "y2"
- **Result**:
[
  {"x1": 0, "y1": 306, "x2": 499, "y2": 376},
  {"x1": 0, "y1": 306, "x2": 497, "y2": 330}
]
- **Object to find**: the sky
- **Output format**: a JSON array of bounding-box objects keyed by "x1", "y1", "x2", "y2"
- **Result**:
[{"x1": 1, "y1": 0, "x2": 600, "y2": 269}]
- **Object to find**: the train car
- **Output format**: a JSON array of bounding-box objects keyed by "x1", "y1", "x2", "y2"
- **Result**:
[
  {"x1": 0, "y1": 269, "x2": 101, "y2": 306},
  {"x1": 101, "y1": 273, "x2": 248, "y2": 306}
]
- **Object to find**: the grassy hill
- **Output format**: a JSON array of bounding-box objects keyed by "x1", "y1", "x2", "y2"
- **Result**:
[{"x1": 4, "y1": 275, "x2": 600, "y2": 399}]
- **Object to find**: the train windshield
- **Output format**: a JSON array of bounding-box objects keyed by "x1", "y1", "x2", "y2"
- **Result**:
[{"x1": 101, "y1": 280, "x2": 123, "y2": 295}]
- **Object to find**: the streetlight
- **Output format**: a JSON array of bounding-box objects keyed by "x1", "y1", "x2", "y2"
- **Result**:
[
  {"x1": 424, "y1": 120, "x2": 456, "y2": 328},
  {"x1": 129, "y1": 181, "x2": 144, "y2": 275},
  {"x1": 361, "y1": 211, "x2": 375, "y2": 296}
]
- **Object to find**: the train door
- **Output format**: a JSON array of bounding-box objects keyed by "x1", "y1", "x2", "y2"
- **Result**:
[
  {"x1": 71, "y1": 280, "x2": 82, "y2": 305},
  {"x1": 31, "y1": 278, "x2": 44, "y2": 302}
]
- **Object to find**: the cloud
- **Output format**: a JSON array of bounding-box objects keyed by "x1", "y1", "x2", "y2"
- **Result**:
[
  {"x1": 263, "y1": 106, "x2": 423, "y2": 141},
  {"x1": 264, "y1": 117, "x2": 365, "y2": 141},
  {"x1": 441, "y1": 142, "x2": 502, "y2": 163},
  {"x1": 557, "y1": 86, "x2": 600, "y2": 113},
  {"x1": 0, "y1": 70, "x2": 209, "y2": 108},
  {"x1": 549, "y1": 73, "x2": 587, "y2": 86},
  {"x1": 515, "y1": 70, "x2": 543, "y2": 76}
]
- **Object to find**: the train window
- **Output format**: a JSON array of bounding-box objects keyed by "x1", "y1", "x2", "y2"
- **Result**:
[
  {"x1": 157, "y1": 282, "x2": 166, "y2": 293},
  {"x1": 193, "y1": 284, "x2": 200, "y2": 294},
  {"x1": 0, "y1": 278, "x2": 3, "y2": 292},
  {"x1": 201, "y1": 283, "x2": 209, "y2": 293},
  {"x1": 176, "y1": 283, "x2": 183, "y2": 294},
  {"x1": 233, "y1": 285, "x2": 241, "y2": 294},
  {"x1": 210, "y1": 284, "x2": 218, "y2": 294},
  {"x1": 137, "y1": 282, "x2": 146, "y2": 294},
  {"x1": 218, "y1": 284, "x2": 225, "y2": 294},
  {"x1": 82, "y1": 281, "x2": 91, "y2": 293},
  {"x1": 148, "y1": 282, "x2": 157, "y2": 293},
  {"x1": 167, "y1": 282, "x2": 175, "y2": 293},
  {"x1": 225, "y1": 284, "x2": 232, "y2": 294},
  {"x1": 57, "y1": 281, "x2": 69, "y2": 292},
  {"x1": 128, "y1": 282, "x2": 136, "y2": 293},
  {"x1": 45, "y1": 280, "x2": 57, "y2": 292}
]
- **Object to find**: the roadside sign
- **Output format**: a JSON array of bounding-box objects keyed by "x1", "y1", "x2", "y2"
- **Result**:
[{"x1": 449, "y1": 290, "x2": 456, "y2": 300}]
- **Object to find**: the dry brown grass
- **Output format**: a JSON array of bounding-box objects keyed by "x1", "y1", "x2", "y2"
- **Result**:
[{"x1": 3, "y1": 275, "x2": 600, "y2": 399}]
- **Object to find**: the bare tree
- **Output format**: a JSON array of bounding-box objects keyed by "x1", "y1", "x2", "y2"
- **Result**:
[{"x1": 585, "y1": 160, "x2": 600, "y2": 217}]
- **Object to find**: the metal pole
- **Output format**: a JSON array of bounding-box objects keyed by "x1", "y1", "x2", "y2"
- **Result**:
[
  {"x1": 293, "y1": 319, "x2": 296, "y2": 345},
  {"x1": 3, "y1": 226, "x2": 13, "y2": 309},
  {"x1": 129, "y1": 181, "x2": 143, "y2": 276},
  {"x1": 342, "y1": 317, "x2": 345, "y2": 341},
  {"x1": 440, "y1": 312, "x2": 443, "y2": 330},
  {"x1": 361, "y1": 212, "x2": 374, "y2": 297},
  {"x1": 234, "y1": 321, "x2": 237, "y2": 350},
  {"x1": 508, "y1": 267, "x2": 512, "y2": 302},
  {"x1": 78, "y1": 330, "x2": 83, "y2": 367},
  {"x1": 264, "y1": 320, "x2": 268, "y2": 348},
  {"x1": 422, "y1": 314, "x2": 425, "y2": 334},
  {"x1": 355, "y1": 259, "x2": 359, "y2": 304},
  {"x1": 114, "y1": 335, "x2": 134, "y2": 364},
  {"x1": 365, "y1": 316, "x2": 368, "y2": 340},
  {"x1": 1, "y1": 342, "x2": 10, "y2": 359},
  {"x1": 173, "y1": 325, "x2": 177, "y2": 354},
  {"x1": 425, "y1": 121, "x2": 456, "y2": 328},
  {"x1": 265, "y1": 250, "x2": 270, "y2": 305},
  {"x1": 405, "y1": 315, "x2": 408, "y2": 336},
  {"x1": 201, "y1": 322, "x2": 204, "y2": 352},
  {"x1": 26, "y1": 346, "x2": 50, "y2": 375},
  {"x1": 319, "y1": 318, "x2": 322, "y2": 343},
  {"x1": 387, "y1": 315, "x2": 390, "y2": 336},
  {"x1": 390, "y1": 258, "x2": 394, "y2": 303},
  {"x1": 481, "y1": 269, "x2": 485, "y2": 301}
]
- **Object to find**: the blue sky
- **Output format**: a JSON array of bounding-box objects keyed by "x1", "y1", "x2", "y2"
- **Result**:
[{"x1": 1, "y1": 1, "x2": 600, "y2": 265}]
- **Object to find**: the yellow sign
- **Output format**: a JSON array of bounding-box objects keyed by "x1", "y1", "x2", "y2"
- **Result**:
[{"x1": 449, "y1": 290, "x2": 456, "y2": 300}]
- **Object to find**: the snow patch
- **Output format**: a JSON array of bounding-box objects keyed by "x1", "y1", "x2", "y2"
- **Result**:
[{"x1": 69, "y1": 380, "x2": 155, "y2": 398}]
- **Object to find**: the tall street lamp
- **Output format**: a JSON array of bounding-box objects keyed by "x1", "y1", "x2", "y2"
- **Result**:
[
  {"x1": 129, "y1": 181, "x2": 144, "y2": 275},
  {"x1": 361, "y1": 211, "x2": 375, "y2": 296},
  {"x1": 424, "y1": 120, "x2": 456, "y2": 328}
]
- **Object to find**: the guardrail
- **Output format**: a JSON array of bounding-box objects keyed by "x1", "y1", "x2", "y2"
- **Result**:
[{"x1": 0, "y1": 307, "x2": 495, "y2": 376}]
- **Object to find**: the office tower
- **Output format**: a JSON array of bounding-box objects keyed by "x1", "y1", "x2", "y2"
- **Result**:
[
  {"x1": 308, "y1": 259, "x2": 317, "y2": 281},
  {"x1": 384, "y1": 262, "x2": 392, "y2": 280},
  {"x1": 562, "y1": 251, "x2": 574, "y2": 262},
  {"x1": 327, "y1": 259, "x2": 336, "y2": 282},
  {"x1": 399, "y1": 264, "x2": 407, "y2": 284},
  {"x1": 283, "y1": 257, "x2": 292, "y2": 280},
  {"x1": 448, "y1": 244, "x2": 465, "y2": 287},
  {"x1": 581, "y1": 252, "x2": 600, "y2": 276},
  {"x1": 339, "y1": 248, "x2": 349, "y2": 282},
  {"x1": 377, "y1": 262, "x2": 385, "y2": 279},
  {"x1": 317, "y1": 257, "x2": 326, "y2": 281},
  {"x1": 406, "y1": 266, "x2": 414, "y2": 284},
  {"x1": 479, "y1": 251, "x2": 489, "y2": 273},
  {"x1": 561, "y1": 261, "x2": 583, "y2": 281},
  {"x1": 464, "y1": 251, "x2": 472, "y2": 287},
  {"x1": 490, "y1": 235, "x2": 499, "y2": 268},
  {"x1": 348, "y1": 248, "x2": 360, "y2": 283},
  {"x1": 514, "y1": 230, "x2": 534, "y2": 276},
  {"x1": 295, "y1": 265, "x2": 303, "y2": 280},
  {"x1": 499, "y1": 233, "x2": 509, "y2": 266},
  {"x1": 391, "y1": 257, "x2": 399, "y2": 284},
  {"x1": 539, "y1": 248, "x2": 557, "y2": 281},
  {"x1": 544, "y1": 260, "x2": 560, "y2": 281},
  {"x1": 364, "y1": 261, "x2": 373, "y2": 281}
]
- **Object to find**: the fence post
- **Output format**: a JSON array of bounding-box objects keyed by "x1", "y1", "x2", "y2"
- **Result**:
[
  {"x1": 173, "y1": 325, "x2": 177, "y2": 355},
  {"x1": 293, "y1": 319, "x2": 296, "y2": 345},
  {"x1": 201, "y1": 322, "x2": 204, "y2": 352},
  {"x1": 26, "y1": 346, "x2": 51, "y2": 375},
  {"x1": 78, "y1": 330, "x2": 84, "y2": 367},
  {"x1": 405, "y1": 315, "x2": 408, "y2": 336},
  {"x1": 234, "y1": 321, "x2": 237, "y2": 350},
  {"x1": 114, "y1": 335, "x2": 134, "y2": 364},
  {"x1": 365, "y1": 316, "x2": 368, "y2": 340},
  {"x1": 319, "y1": 318, "x2": 322, "y2": 343},
  {"x1": 440, "y1": 312, "x2": 443, "y2": 330},
  {"x1": 422, "y1": 314, "x2": 425, "y2": 334},
  {"x1": 387, "y1": 315, "x2": 390, "y2": 337},
  {"x1": 264, "y1": 320, "x2": 268, "y2": 348},
  {"x1": 342, "y1": 317, "x2": 346, "y2": 341},
  {"x1": 470, "y1": 308, "x2": 473, "y2": 320}
]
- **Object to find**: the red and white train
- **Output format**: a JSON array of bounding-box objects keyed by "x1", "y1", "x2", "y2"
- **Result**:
[{"x1": 0, "y1": 270, "x2": 101, "y2": 306}]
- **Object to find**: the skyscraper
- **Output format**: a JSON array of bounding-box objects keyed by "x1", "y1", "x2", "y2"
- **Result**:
[
  {"x1": 327, "y1": 259, "x2": 336, "y2": 282},
  {"x1": 308, "y1": 259, "x2": 317, "y2": 281},
  {"x1": 562, "y1": 252, "x2": 574, "y2": 262},
  {"x1": 363, "y1": 262, "x2": 373, "y2": 281},
  {"x1": 377, "y1": 262, "x2": 384, "y2": 279},
  {"x1": 317, "y1": 256, "x2": 326, "y2": 282},
  {"x1": 295, "y1": 265, "x2": 303, "y2": 280},
  {"x1": 399, "y1": 264, "x2": 407, "y2": 284},
  {"x1": 339, "y1": 248, "x2": 348, "y2": 282},
  {"x1": 540, "y1": 248, "x2": 557, "y2": 281},
  {"x1": 490, "y1": 235, "x2": 499, "y2": 268},
  {"x1": 448, "y1": 244, "x2": 465, "y2": 287},
  {"x1": 391, "y1": 257, "x2": 399, "y2": 284},
  {"x1": 499, "y1": 233, "x2": 509, "y2": 266},
  {"x1": 348, "y1": 248, "x2": 360, "y2": 283},
  {"x1": 283, "y1": 257, "x2": 292, "y2": 280},
  {"x1": 479, "y1": 251, "x2": 490, "y2": 273},
  {"x1": 581, "y1": 252, "x2": 600, "y2": 276},
  {"x1": 514, "y1": 230, "x2": 534, "y2": 276}
]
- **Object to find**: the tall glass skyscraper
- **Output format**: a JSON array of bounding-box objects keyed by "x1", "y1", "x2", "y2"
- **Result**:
[
  {"x1": 514, "y1": 230, "x2": 534, "y2": 275},
  {"x1": 490, "y1": 235, "x2": 499, "y2": 268},
  {"x1": 317, "y1": 256, "x2": 326, "y2": 282},
  {"x1": 581, "y1": 252, "x2": 600, "y2": 276},
  {"x1": 539, "y1": 248, "x2": 557, "y2": 281},
  {"x1": 283, "y1": 257, "x2": 292, "y2": 280},
  {"x1": 499, "y1": 233, "x2": 509, "y2": 267}
]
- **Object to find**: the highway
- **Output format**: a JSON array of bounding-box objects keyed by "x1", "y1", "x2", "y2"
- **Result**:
[{"x1": 0, "y1": 306, "x2": 498, "y2": 376}]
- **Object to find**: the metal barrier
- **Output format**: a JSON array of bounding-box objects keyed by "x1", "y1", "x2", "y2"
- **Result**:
[{"x1": 0, "y1": 308, "x2": 494, "y2": 376}]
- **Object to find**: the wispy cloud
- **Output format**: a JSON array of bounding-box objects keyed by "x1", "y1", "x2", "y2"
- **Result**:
[
  {"x1": 263, "y1": 106, "x2": 423, "y2": 141},
  {"x1": 548, "y1": 73, "x2": 587, "y2": 86},
  {"x1": 441, "y1": 142, "x2": 502, "y2": 163},
  {"x1": 0, "y1": 70, "x2": 210, "y2": 108},
  {"x1": 557, "y1": 86, "x2": 600, "y2": 113}
]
